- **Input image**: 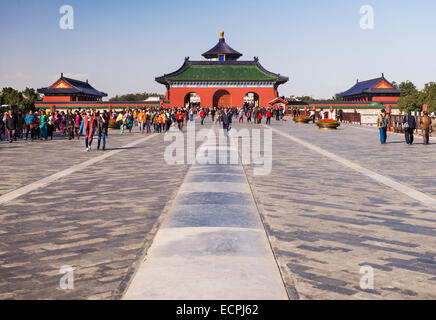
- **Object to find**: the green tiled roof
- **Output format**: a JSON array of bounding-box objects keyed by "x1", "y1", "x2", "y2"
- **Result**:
[{"x1": 166, "y1": 64, "x2": 277, "y2": 82}]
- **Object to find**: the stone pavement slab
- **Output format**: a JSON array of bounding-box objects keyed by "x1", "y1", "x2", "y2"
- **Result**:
[{"x1": 123, "y1": 128, "x2": 288, "y2": 300}]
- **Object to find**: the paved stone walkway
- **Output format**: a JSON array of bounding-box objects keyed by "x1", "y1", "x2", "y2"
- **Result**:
[
  {"x1": 1, "y1": 117, "x2": 435, "y2": 300},
  {"x1": 124, "y1": 126, "x2": 287, "y2": 300}
]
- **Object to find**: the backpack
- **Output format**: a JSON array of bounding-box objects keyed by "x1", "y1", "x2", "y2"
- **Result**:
[{"x1": 402, "y1": 117, "x2": 409, "y2": 130}]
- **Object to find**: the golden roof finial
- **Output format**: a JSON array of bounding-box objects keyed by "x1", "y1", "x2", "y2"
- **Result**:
[{"x1": 220, "y1": 31, "x2": 224, "y2": 39}]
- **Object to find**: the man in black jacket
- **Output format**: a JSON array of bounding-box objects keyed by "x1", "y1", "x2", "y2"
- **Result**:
[
  {"x1": 5, "y1": 110, "x2": 17, "y2": 143},
  {"x1": 222, "y1": 108, "x2": 231, "y2": 136},
  {"x1": 97, "y1": 111, "x2": 109, "y2": 151},
  {"x1": 65, "y1": 109, "x2": 75, "y2": 140},
  {"x1": 402, "y1": 111, "x2": 416, "y2": 145}
]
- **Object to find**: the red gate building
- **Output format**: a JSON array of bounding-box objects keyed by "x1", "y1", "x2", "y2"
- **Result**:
[{"x1": 155, "y1": 32, "x2": 289, "y2": 108}]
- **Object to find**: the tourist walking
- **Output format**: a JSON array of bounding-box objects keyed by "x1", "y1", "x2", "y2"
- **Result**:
[
  {"x1": 97, "y1": 111, "x2": 109, "y2": 151},
  {"x1": 138, "y1": 109, "x2": 145, "y2": 133},
  {"x1": 80, "y1": 111, "x2": 96, "y2": 151},
  {"x1": 74, "y1": 111, "x2": 82, "y2": 139},
  {"x1": 177, "y1": 110, "x2": 185, "y2": 130},
  {"x1": 266, "y1": 109, "x2": 272, "y2": 125},
  {"x1": 5, "y1": 111, "x2": 17, "y2": 143},
  {"x1": 126, "y1": 111, "x2": 134, "y2": 134},
  {"x1": 145, "y1": 110, "x2": 152, "y2": 134},
  {"x1": 39, "y1": 112, "x2": 48, "y2": 140},
  {"x1": 117, "y1": 112, "x2": 125, "y2": 134},
  {"x1": 420, "y1": 111, "x2": 432, "y2": 145},
  {"x1": 65, "y1": 109, "x2": 75, "y2": 140},
  {"x1": 47, "y1": 112, "x2": 55, "y2": 140},
  {"x1": 309, "y1": 109, "x2": 315, "y2": 123},
  {"x1": 222, "y1": 108, "x2": 231, "y2": 136},
  {"x1": 24, "y1": 110, "x2": 37, "y2": 141},
  {"x1": 16, "y1": 111, "x2": 24, "y2": 139},
  {"x1": 211, "y1": 108, "x2": 216, "y2": 122},
  {"x1": 377, "y1": 109, "x2": 388, "y2": 144},
  {"x1": 59, "y1": 112, "x2": 66, "y2": 136},
  {"x1": 247, "y1": 109, "x2": 252, "y2": 123},
  {"x1": 189, "y1": 108, "x2": 194, "y2": 122},
  {"x1": 402, "y1": 111, "x2": 416, "y2": 145},
  {"x1": 0, "y1": 114, "x2": 4, "y2": 141},
  {"x1": 200, "y1": 108, "x2": 206, "y2": 125}
]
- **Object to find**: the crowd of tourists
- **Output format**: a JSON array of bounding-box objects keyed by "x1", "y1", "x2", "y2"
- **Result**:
[
  {"x1": 377, "y1": 109, "x2": 433, "y2": 145},
  {"x1": 1, "y1": 109, "x2": 110, "y2": 151},
  {"x1": 1, "y1": 105, "x2": 432, "y2": 150},
  {"x1": 0, "y1": 105, "x2": 285, "y2": 150}
]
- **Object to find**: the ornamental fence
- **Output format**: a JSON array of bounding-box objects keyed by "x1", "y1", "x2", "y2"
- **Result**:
[{"x1": 341, "y1": 112, "x2": 361, "y2": 125}]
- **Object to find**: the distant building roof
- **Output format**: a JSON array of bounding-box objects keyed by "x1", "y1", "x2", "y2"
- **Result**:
[
  {"x1": 156, "y1": 59, "x2": 288, "y2": 85},
  {"x1": 37, "y1": 74, "x2": 107, "y2": 97},
  {"x1": 337, "y1": 74, "x2": 400, "y2": 97},
  {"x1": 202, "y1": 31, "x2": 242, "y2": 60}
]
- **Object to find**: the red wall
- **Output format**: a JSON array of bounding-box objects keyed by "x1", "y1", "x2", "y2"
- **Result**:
[
  {"x1": 169, "y1": 87, "x2": 278, "y2": 108},
  {"x1": 43, "y1": 96, "x2": 72, "y2": 102},
  {"x1": 373, "y1": 96, "x2": 400, "y2": 102}
]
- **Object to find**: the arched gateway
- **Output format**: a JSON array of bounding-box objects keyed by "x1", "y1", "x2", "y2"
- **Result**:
[
  {"x1": 155, "y1": 31, "x2": 289, "y2": 108},
  {"x1": 213, "y1": 90, "x2": 232, "y2": 108},
  {"x1": 184, "y1": 92, "x2": 200, "y2": 108}
]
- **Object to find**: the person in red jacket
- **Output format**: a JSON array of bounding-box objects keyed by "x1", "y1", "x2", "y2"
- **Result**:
[
  {"x1": 258, "y1": 110, "x2": 263, "y2": 124},
  {"x1": 266, "y1": 109, "x2": 272, "y2": 125},
  {"x1": 199, "y1": 108, "x2": 206, "y2": 125}
]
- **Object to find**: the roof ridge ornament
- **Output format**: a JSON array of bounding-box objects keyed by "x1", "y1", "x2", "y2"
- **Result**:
[{"x1": 220, "y1": 31, "x2": 224, "y2": 39}]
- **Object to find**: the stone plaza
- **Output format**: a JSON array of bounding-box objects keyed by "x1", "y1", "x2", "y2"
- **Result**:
[{"x1": 0, "y1": 118, "x2": 435, "y2": 300}]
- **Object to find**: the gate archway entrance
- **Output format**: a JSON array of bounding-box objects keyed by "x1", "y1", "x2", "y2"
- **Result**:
[
  {"x1": 243, "y1": 92, "x2": 260, "y2": 108},
  {"x1": 184, "y1": 92, "x2": 200, "y2": 108},
  {"x1": 213, "y1": 90, "x2": 232, "y2": 108}
]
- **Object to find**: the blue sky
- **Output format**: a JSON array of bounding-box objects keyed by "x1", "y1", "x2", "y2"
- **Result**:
[{"x1": 1, "y1": 0, "x2": 436, "y2": 99}]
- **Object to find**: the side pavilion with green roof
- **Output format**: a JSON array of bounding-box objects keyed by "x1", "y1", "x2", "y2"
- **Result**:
[{"x1": 156, "y1": 32, "x2": 289, "y2": 108}]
